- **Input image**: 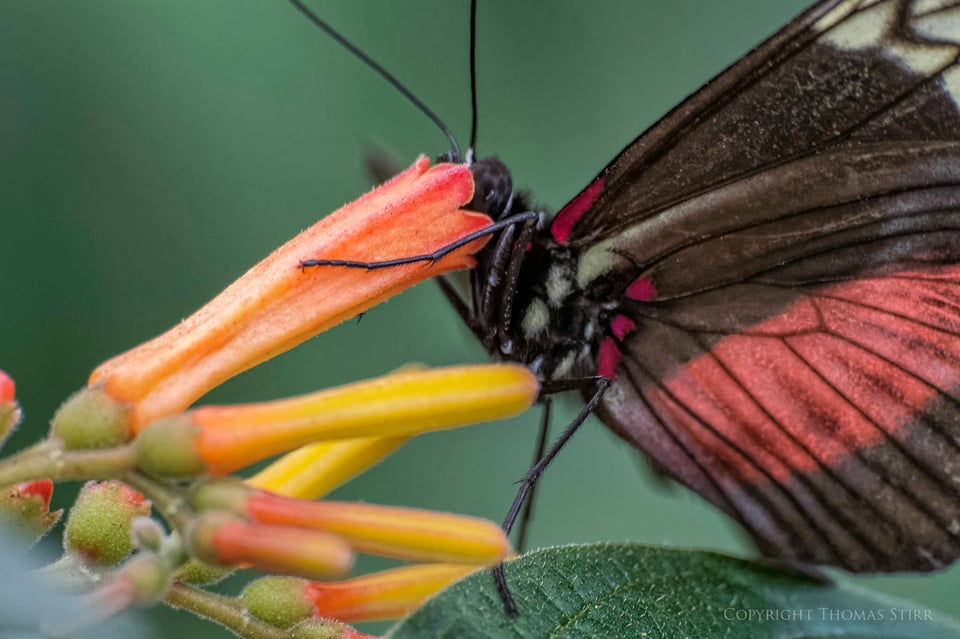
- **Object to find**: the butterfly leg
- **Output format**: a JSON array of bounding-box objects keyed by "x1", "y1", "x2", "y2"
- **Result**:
[
  {"x1": 299, "y1": 210, "x2": 538, "y2": 270},
  {"x1": 515, "y1": 395, "x2": 551, "y2": 553},
  {"x1": 494, "y1": 214, "x2": 538, "y2": 350},
  {"x1": 475, "y1": 211, "x2": 538, "y2": 341},
  {"x1": 493, "y1": 375, "x2": 611, "y2": 616}
]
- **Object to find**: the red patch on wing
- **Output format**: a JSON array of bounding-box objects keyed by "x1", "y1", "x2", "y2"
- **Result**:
[
  {"x1": 551, "y1": 178, "x2": 604, "y2": 245},
  {"x1": 646, "y1": 265, "x2": 960, "y2": 483},
  {"x1": 626, "y1": 277, "x2": 657, "y2": 301},
  {"x1": 611, "y1": 315, "x2": 637, "y2": 340}
]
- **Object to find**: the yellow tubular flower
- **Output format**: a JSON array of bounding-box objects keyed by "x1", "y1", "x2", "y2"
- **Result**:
[{"x1": 135, "y1": 364, "x2": 538, "y2": 478}]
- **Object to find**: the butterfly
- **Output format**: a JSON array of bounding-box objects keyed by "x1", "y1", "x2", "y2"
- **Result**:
[
  {"x1": 304, "y1": 0, "x2": 960, "y2": 580},
  {"x1": 449, "y1": 0, "x2": 960, "y2": 577}
]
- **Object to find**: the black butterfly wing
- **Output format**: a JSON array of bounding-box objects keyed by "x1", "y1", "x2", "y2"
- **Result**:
[{"x1": 556, "y1": 0, "x2": 960, "y2": 571}]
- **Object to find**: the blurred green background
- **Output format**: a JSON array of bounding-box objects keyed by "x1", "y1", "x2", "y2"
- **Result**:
[{"x1": 1, "y1": 1, "x2": 957, "y2": 637}]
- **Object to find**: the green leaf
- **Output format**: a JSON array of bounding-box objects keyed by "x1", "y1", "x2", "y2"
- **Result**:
[{"x1": 388, "y1": 544, "x2": 960, "y2": 639}]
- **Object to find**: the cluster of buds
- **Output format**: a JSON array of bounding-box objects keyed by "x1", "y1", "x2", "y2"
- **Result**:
[{"x1": 0, "y1": 158, "x2": 536, "y2": 638}]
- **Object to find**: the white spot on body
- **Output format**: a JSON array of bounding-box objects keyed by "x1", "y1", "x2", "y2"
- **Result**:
[
  {"x1": 584, "y1": 320, "x2": 596, "y2": 341},
  {"x1": 577, "y1": 239, "x2": 628, "y2": 288},
  {"x1": 521, "y1": 297, "x2": 549, "y2": 339},
  {"x1": 545, "y1": 264, "x2": 573, "y2": 308},
  {"x1": 552, "y1": 351, "x2": 577, "y2": 379}
]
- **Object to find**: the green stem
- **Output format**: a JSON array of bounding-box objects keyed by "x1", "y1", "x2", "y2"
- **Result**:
[
  {"x1": 0, "y1": 439, "x2": 137, "y2": 486},
  {"x1": 166, "y1": 582, "x2": 292, "y2": 639},
  {"x1": 122, "y1": 471, "x2": 193, "y2": 533}
]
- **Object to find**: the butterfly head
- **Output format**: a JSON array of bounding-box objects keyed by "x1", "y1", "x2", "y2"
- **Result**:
[{"x1": 466, "y1": 156, "x2": 515, "y2": 220}]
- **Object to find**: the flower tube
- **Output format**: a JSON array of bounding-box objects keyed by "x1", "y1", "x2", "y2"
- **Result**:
[
  {"x1": 248, "y1": 436, "x2": 407, "y2": 500},
  {"x1": 86, "y1": 157, "x2": 489, "y2": 433},
  {"x1": 243, "y1": 564, "x2": 474, "y2": 626},
  {"x1": 191, "y1": 479, "x2": 511, "y2": 566},
  {"x1": 135, "y1": 364, "x2": 538, "y2": 477}
]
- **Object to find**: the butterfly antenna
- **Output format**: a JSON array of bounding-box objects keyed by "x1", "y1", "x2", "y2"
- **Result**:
[
  {"x1": 285, "y1": 0, "x2": 462, "y2": 162},
  {"x1": 468, "y1": 0, "x2": 479, "y2": 157}
]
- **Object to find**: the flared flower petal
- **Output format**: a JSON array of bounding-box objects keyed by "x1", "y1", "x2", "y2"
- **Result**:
[
  {"x1": 88, "y1": 157, "x2": 489, "y2": 432},
  {"x1": 135, "y1": 364, "x2": 538, "y2": 477}
]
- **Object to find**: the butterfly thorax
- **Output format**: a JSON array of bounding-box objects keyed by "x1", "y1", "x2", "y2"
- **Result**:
[{"x1": 466, "y1": 157, "x2": 609, "y2": 382}]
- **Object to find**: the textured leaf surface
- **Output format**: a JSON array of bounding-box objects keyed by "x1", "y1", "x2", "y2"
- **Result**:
[{"x1": 389, "y1": 544, "x2": 960, "y2": 639}]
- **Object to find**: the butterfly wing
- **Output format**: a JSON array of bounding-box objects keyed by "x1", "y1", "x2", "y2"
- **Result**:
[{"x1": 558, "y1": 0, "x2": 960, "y2": 571}]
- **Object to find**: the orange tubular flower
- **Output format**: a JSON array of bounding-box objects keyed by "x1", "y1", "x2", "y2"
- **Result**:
[
  {"x1": 191, "y1": 479, "x2": 511, "y2": 566},
  {"x1": 303, "y1": 564, "x2": 475, "y2": 623},
  {"x1": 243, "y1": 564, "x2": 475, "y2": 626},
  {"x1": 244, "y1": 496, "x2": 509, "y2": 565},
  {"x1": 189, "y1": 513, "x2": 355, "y2": 581},
  {"x1": 88, "y1": 157, "x2": 490, "y2": 432}
]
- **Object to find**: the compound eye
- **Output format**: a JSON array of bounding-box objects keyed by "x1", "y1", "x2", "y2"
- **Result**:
[{"x1": 467, "y1": 158, "x2": 513, "y2": 219}]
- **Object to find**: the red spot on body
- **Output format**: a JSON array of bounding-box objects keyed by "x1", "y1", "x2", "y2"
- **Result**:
[
  {"x1": 596, "y1": 317, "x2": 640, "y2": 378},
  {"x1": 610, "y1": 315, "x2": 637, "y2": 341},
  {"x1": 597, "y1": 337, "x2": 621, "y2": 379},
  {"x1": 626, "y1": 278, "x2": 657, "y2": 301},
  {"x1": 551, "y1": 178, "x2": 604, "y2": 245},
  {"x1": 0, "y1": 370, "x2": 14, "y2": 403},
  {"x1": 651, "y1": 264, "x2": 960, "y2": 484}
]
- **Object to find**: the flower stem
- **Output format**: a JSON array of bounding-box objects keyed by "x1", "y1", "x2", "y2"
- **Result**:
[
  {"x1": 166, "y1": 582, "x2": 292, "y2": 639},
  {"x1": 121, "y1": 471, "x2": 193, "y2": 533},
  {"x1": 0, "y1": 439, "x2": 137, "y2": 486}
]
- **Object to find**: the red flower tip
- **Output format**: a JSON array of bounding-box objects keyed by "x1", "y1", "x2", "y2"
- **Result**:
[
  {"x1": 15, "y1": 479, "x2": 53, "y2": 508},
  {"x1": 65, "y1": 481, "x2": 152, "y2": 566},
  {"x1": 0, "y1": 478, "x2": 61, "y2": 541},
  {"x1": 0, "y1": 370, "x2": 14, "y2": 403},
  {"x1": 0, "y1": 370, "x2": 21, "y2": 444}
]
